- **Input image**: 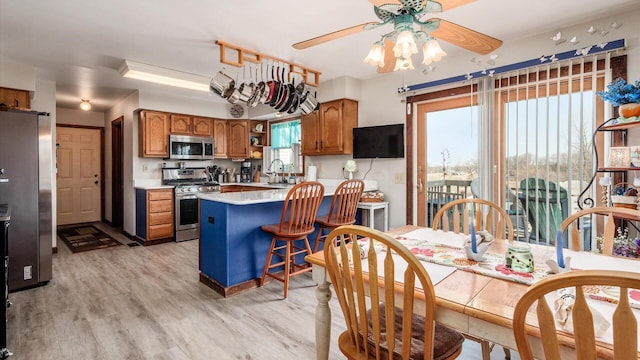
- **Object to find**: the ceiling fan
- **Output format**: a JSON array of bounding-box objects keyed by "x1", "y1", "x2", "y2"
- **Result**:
[{"x1": 293, "y1": 0, "x2": 503, "y2": 73}]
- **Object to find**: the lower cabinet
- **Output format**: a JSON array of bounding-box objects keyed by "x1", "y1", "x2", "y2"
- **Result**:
[{"x1": 136, "y1": 188, "x2": 174, "y2": 244}]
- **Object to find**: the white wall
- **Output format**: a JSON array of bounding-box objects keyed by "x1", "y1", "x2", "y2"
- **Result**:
[
  {"x1": 0, "y1": 61, "x2": 36, "y2": 91},
  {"x1": 57, "y1": 108, "x2": 105, "y2": 127},
  {"x1": 105, "y1": 91, "x2": 139, "y2": 235}
]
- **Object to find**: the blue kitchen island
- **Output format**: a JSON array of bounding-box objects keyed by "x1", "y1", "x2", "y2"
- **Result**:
[{"x1": 198, "y1": 184, "x2": 335, "y2": 297}]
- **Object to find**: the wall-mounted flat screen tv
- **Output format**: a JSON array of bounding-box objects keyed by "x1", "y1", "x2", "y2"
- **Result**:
[{"x1": 353, "y1": 124, "x2": 405, "y2": 159}]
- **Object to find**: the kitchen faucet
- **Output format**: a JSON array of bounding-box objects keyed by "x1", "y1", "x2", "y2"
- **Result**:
[{"x1": 267, "y1": 158, "x2": 285, "y2": 183}]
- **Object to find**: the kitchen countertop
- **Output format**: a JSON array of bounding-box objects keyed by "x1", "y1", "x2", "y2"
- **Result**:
[
  {"x1": 199, "y1": 183, "x2": 338, "y2": 205},
  {"x1": 133, "y1": 185, "x2": 175, "y2": 190}
]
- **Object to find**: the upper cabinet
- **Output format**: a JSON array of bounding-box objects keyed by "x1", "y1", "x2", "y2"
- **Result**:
[
  {"x1": 213, "y1": 119, "x2": 228, "y2": 158},
  {"x1": 170, "y1": 114, "x2": 213, "y2": 136},
  {"x1": 212, "y1": 119, "x2": 250, "y2": 159},
  {"x1": 0, "y1": 87, "x2": 30, "y2": 109},
  {"x1": 301, "y1": 99, "x2": 358, "y2": 156},
  {"x1": 228, "y1": 120, "x2": 250, "y2": 158},
  {"x1": 139, "y1": 110, "x2": 170, "y2": 158}
]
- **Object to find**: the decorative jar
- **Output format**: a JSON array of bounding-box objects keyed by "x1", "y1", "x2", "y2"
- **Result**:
[{"x1": 505, "y1": 243, "x2": 534, "y2": 273}]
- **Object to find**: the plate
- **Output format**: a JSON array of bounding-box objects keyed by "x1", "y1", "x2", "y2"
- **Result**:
[{"x1": 255, "y1": 123, "x2": 263, "y2": 132}]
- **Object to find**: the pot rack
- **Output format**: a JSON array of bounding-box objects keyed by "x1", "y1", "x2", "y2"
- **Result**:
[{"x1": 215, "y1": 40, "x2": 321, "y2": 87}]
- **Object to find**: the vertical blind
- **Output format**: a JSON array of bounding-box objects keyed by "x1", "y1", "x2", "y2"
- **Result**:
[{"x1": 494, "y1": 52, "x2": 609, "y2": 248}]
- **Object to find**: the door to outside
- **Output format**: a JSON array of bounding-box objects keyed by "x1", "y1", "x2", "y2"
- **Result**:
[
  {"x1": 416, "y1": 99, "x2": 479, "y2": 227},
  {"x1": 56, "y1": 127, "x2": 102, "y2": 225}
]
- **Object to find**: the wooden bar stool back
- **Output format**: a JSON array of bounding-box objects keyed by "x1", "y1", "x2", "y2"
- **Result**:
[
  {"x1": 313, "y1": 179, "x2": 364, "y2": 252},
  {"x1": 260, "y1": 181, "x2": 324, "y2": 298},
  {"x1": 324, "y1": 225, "x2": 464, "y2": 359}
]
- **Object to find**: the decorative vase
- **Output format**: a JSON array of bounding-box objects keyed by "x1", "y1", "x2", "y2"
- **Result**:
[{"x1": 619, "y1": 103, "x2": 640, "y2": 118}]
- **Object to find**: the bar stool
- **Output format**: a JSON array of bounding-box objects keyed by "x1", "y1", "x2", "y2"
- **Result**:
[
  {"x1": 313, "y1": 179, "x2": 364, "y2": 253},
  {"x1": 260, "y1": 181, "x2": 325, "y2": 298}
]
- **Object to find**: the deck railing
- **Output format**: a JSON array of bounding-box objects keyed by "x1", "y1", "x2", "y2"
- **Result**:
[{"x1": 426, "y1": 179, "x2": 473, "y2": 226}]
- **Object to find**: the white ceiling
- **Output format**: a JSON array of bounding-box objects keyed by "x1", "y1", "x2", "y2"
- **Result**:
[{"x1": 2, "y1": 0, "x2": 639, "y2": 112}]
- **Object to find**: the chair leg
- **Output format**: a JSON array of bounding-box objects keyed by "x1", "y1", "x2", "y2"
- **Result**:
[
  {"x1": 480, "y1": 340, "x2": 491, "y2": 360},
  {"x1": 313, "y1": 226, "x2": 324, "y2": 253},
  {"x1": 283, "y1": 239, "x2": 292, "y2": 299},
  {"x1": 260, "y1": 237, "x2": 276, "y2": 286},
  {"x1": 503, "y1": 346, "x2": 511, "y2": 359}
]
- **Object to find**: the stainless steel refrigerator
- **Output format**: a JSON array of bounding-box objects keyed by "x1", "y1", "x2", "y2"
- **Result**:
[{"x1": 0, "y1": 109, "x2": 53, "y2": 291}]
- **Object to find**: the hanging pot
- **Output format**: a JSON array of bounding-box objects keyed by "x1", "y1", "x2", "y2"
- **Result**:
[
  {"x1": 268, "y1": 65, "x2": 283, "y2": 107},
  {"x1": 227, "y1": 73, "x2": 242, "y2": 104},
  {"x1": 299, "y1": 90, "x2": 319, "y2": 114},
  {"x1": 210, "y1": 70, "x2": 235, "y2": 99},
  {"x1": 237, "y1": 67, "x2": 254, "y2": 102}
]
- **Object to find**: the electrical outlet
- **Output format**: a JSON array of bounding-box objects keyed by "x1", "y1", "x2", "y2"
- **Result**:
[
  {"x1": 142, "y1": 164, "x2": 148, "y2": 172},
  {"x1": 394, "y1": 173, "x2": 405, "y2": 184},
  {"x1": 24, "y1": 265, "x2": 32, "y2": 280}
]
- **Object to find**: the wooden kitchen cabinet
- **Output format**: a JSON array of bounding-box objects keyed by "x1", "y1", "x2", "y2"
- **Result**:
[
  {"x1": 139, "y1": 110, "x2": 170, "y2": 158},
  {"x1": 301, "y1": 99, "x2": 358, "y2": 156},
  {"x1": 135, "y1": 188, "x2": 174, "y2": 245},
  {"x1": 170, "y1": 114, "x2": 213, "y2": 136},
  {"x1": 213, "y1": 119, "x2": 249, "y2": 159},
  {"x1": 0, "y1": 87, "x2": 30, "y2": 109},
  {"x1": 227, "y1": 120, "x2": 250, "y2": 158},
  {"x1": 214, "y1": 119, "x2": 228, "y2": 158}
]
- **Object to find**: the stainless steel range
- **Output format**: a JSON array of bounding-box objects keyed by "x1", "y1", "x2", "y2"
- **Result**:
[{"x1": 162, "y1": 168, "x2": 219, "y2": 242}]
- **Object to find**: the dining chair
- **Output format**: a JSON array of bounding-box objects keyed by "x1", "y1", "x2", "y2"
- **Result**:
[
  {"x1": 560, "y1": 206, "x2": 640, "y2": 253},
  {"x1": 313, "y1": 179, "x2": 365, "y2": 252},
  {"x1": 513, "y1": 270, "x2": 640, "y2": 359},
  {"x1": 260, "y1": 181, "x2": 324, "y2": 298},
  {"x1": 324, "y1": 225, "x2": 465, "y2": 360},
  {"x1": 431, "y1": 198, "x2": 515, "y2": 242},
  {"x1": 431, "y1": 198, "x2": 514, "y2": 359}
]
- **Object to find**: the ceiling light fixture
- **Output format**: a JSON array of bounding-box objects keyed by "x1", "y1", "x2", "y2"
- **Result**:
[
  {"x1": 79, "y1": 99, "x2": 92, "y2": 111},
  {"x1": 119, "y1": 60, "x2": 210, "y2": 92},
  {"x1": 364, "y1": 13, "x2": 446, "y2": 72}
]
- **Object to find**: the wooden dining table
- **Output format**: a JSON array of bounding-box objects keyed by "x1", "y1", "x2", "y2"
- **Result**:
[{"x1": 304, "y1": 225, "x2": 640, "y2": 360}]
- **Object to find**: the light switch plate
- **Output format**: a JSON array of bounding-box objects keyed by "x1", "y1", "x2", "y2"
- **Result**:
[{"x1": 394, "y1": 173, "x2": 405, "y2": 184}]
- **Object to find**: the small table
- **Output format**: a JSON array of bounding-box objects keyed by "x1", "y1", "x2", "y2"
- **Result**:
[{"x1": 357, "y1": 201, "x2": 389, "y2": 232}]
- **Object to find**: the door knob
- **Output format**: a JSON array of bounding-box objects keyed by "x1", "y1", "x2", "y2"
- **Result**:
[
  {"x1": 94, "y1": 174, "x2": 98, "y2": 177},
  {"x1": 94, "y1": 180, "x2": 99, "y2": 184}
]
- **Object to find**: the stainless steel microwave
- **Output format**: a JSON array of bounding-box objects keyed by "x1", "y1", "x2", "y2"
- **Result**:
[{"x1": 169, "y1": 135, "x2": 214, "y2": 160}]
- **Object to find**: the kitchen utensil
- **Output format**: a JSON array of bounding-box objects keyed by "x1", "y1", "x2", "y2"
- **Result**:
[
  {"x1": 299, "y1": 90, "x2": 319, "y2": 114},
  {"x1": 210, "y1": 69, "x2": 235, "y2": 99}
]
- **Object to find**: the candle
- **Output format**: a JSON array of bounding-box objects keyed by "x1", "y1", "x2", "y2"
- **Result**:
[
  {"x1": 470, "y1": 221, "x2": 478, "y2": 253},
  {"x1": 556, "y1": 230, "x2": 565, "y2": 268}
]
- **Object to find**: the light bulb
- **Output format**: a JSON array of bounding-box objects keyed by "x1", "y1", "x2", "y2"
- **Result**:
[
  {"x1": 393, "y1": 30, "x2": 418, "y2": 59},
  {"x1": 422, "y1": 39, "x2": 447, "y2": 65},
  {"x1": 364, "y1": 43, "x2": 385, "y2": 68},
  {"x1": 393, "y1": 57, "x2": 414, "y2": 72},
  {"x1": 80, "y1": 99, "x2": 92, "y2": 111}
]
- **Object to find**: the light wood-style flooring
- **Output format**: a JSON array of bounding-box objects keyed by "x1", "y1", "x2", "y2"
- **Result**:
[{"x1": 7, "y1": 224, "x2": 519, "y2": 359}]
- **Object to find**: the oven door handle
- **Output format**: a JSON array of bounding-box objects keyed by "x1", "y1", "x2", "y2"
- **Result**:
[{"x1": 177, "y1": 195, "x2": 198, "y2": 200}]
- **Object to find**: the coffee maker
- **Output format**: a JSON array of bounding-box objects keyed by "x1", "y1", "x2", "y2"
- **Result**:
[{"x1": 241, "y1": 162, "x2": 252, "y2": 183}]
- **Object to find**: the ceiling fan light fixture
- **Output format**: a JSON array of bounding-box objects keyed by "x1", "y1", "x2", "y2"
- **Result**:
[
  {"x1": 79, "y1": 99, "x2": 92, "y2": 111},
  {"x1": 393, "y1": 30, "x2": 418, "y2": 59},
  {"x1": 422, "y1": 39, "x2": 447, "y2": 65},
  {"x1": 393, "y1": 56, "x2": 414, "y2": 72},
  {"x1": 364, "y1": 42, "x2": 385, "y2": 67}
]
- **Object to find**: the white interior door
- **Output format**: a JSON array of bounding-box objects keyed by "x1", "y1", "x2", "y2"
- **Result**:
[{"x1": 56, "y1": 127, "x2": 101, "y2": 225}]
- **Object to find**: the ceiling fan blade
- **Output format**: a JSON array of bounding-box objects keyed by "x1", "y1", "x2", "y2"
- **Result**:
[
  {"x1": 369, "y1": 0, "x2": 401, "y2": 6},
  {"x1": 436, "y1": 0, "x2": 476, "y2": 11},
  {"x1": 428, "y1": 18, "x2": 502, "y2": 55},
  {"x1": 292, "y1": 22, "x2": 379, "y2": 50},
  {"x1": 377, "y1": 39, "x2": 396, "y2": 73}
]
